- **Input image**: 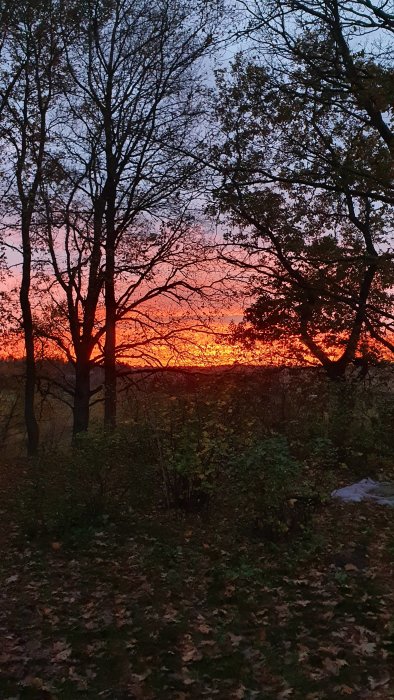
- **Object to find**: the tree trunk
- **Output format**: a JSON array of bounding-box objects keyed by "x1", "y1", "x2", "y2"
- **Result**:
[
  {"x1": 73, "y1": 357, "x2": 91, "y2": 436},
  {"x1": 104, "y1": 243, "x2": 117, "y2": 430},
  {"x1": 20, "y1": 218, "x2": 39, "y2": 455},
  {"x1": 104, "y1": 180, "x2": 117, "y2": 431},
  {"x1": 324, "y1": 359, "x2": 348, "y2": 381}
]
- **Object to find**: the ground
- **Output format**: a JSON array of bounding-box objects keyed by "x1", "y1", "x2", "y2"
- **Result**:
[
  {"x1": 0, "y1": 497, "x2": 393, "y2": 700},
  {"x1": 1, "y1": 367, "x2": 394, "y2": 698}
]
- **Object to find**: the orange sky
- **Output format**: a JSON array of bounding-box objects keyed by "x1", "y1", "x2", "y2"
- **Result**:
[
  {"x1": 0, "y1": 322, "x2": 319, "y2": 368},
  {"x1": 1, "y1": 254, "x2": 389, "y2": 369}
]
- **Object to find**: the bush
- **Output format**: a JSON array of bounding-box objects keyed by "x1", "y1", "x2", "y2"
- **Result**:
[
  {"x1": 235, "y1": 435, "x2": 300, "y2": 507},
  {"x1": 229, "y1": 434, "x2": 308, "y2": 537},
  {"x1": 17, "y1": 424, "x2": 156, "y2": 535},
  {"x1": 151, "y1": 394, "x2": 233, "y2": 510}
]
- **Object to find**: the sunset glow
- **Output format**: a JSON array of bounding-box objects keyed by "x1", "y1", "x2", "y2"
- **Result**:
[{"x1": 3, "y1": 319, "x2": 379, "y2": 369}]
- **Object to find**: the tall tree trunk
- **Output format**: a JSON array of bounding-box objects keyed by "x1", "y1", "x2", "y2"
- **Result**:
[
  {"x1": 20, "y1": 215, "x2": 39, "y2": 455},
  {"x1": 104, "y1": 295, "x2": 117, "y2": 430},
  {"x1": 104, "y1": 220, "x2": 117, "y2": 430},
  {"x1": 104, "y1": 167, "x2": 117, "y2": 430},
  {"x1": 73, "y1": 355, "x2": 91, "y2": 435},
  {"x1": 324, "y1": 359, "x2": 348, "y2": 381}
]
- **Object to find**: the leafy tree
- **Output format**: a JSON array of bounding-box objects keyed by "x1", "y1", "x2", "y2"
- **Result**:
[{"x1": 212, "y1": 0, "x2": 394, "y2": 376}]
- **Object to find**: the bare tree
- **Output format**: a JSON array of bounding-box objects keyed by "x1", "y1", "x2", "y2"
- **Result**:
[
  {"x1": 0, "y1": 0, "x2": 61, "y2": 452},
  {"x1": 36, "y1": 0, "x2": 224, "y2": 433}
]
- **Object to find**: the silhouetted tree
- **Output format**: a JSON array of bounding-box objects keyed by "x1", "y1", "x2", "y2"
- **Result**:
[
  {"x1": 0, "y1": 0, "x2": 61, "y2": 452},
  {"x1": 211, "y1": 0, "x2": 394, "y2": 376},
  {"x1": 39, "y1": 0, "x2": 223, "y2": 433}
]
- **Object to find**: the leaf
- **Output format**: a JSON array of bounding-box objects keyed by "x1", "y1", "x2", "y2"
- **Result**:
[
  {"x1": 368, "y1": 671, "x2": 390, "y2": 689},
  {"x1": 344, "y1": 563, "x2": 358, "y2": 572},
  {"x1": 52, "y1": 641, "x2": 72, "y2": 662},
  {"x1": 51, "y1": 541, "x2": 62, "y2": 551},
  {"x1": 23, "y1": 677, "x2": 43, "y2": 689},
  {"x1": 181, "y1": 646, "x2": 202, "y2": 663},
  {"x1": 229, "y1": 632, "x2": 243, "y2": 647},
  {"x1": 358, "y1": 641, "x2": 376, "y2": 656},
  {"x1": 131, "y1": 670, "x2": 151, "y2": 681},
  {"x1": 334, "y1": 685, "x2": 354, "y2": 695},
  {"x1": 323, "y1": 657, "x2": 348, "y2": 675},
  {"x1": 277, "y1": 689, "x2": 293, "y2": 699}
]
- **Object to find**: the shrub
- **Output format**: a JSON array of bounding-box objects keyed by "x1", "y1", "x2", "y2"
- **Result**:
[
  {"x1": 235, "y1": 435, "x2": 300, "y2": 507},
  {"x1": 230, "y1": 435, "x2": 307, "y2": 537},
  {"x1": 152, "y1": 394, "x2": 233, "y2": 510},
  {"x1": 71, "y1": 424, "x2": 155, "y2": 516},
  {"x1": 17, "y1": 424, "x2": 156, "y2": 535}
]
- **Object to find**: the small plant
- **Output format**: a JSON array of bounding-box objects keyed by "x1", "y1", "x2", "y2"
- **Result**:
[
  {"x1": 71, "y1": 424, "x2": 154, "y2": 517},
  {"x1": 16, "y1": 423, "x2": 156, "y2": 535},
  {"x1": 307, "y1": 436, "x2": 339, "y2": 470}
]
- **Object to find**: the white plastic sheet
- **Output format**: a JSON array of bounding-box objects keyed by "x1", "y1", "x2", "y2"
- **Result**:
[{"x1": 332, "y1": 478, "x2": 394, "y2": 506}]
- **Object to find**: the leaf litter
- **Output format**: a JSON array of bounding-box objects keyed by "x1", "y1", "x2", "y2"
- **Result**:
[{"x1": 0, "y1": 498, "x2": 393, "y2": 699}]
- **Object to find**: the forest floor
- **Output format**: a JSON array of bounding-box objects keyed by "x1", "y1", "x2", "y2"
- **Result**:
[{"x1": 0, "y1": 494, "x2": 394, "y2": 699}]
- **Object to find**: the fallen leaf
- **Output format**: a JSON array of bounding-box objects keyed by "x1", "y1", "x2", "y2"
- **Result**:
[
  {"x1": 182, "y1": 646, "x2": 202, "y2": 662},
  {"x1": 358, "y1": 641, "x2": 376, "y2": 656},
  {"x1": 53, "y1": 641, "x2": 72, "y2": 662},
  {"x1": 344, "y1": 563, "x2": 358, "y2": 572},
  {"x1": 335, "y1": 685, "x2": 354, "y2": 695},
  {"x1": 229, "y1": 632, "x2": 243, "y2": 646},
  {"x1": 368, "y1": 672, "x2": 390, "y2": 689}
]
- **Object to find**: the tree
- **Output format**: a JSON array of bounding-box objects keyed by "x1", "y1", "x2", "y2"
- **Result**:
[
  {"x1": 0, "y1": 0, "x2": 61, "y2": 452},
  {"x1": 211, "y1": 1, "x2": 394, "y2": 376},
  {"x1": 37, "y1": 0, "x2": 223, "y2": 433}
]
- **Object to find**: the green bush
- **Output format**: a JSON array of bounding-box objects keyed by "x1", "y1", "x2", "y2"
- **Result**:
[
  {"x1": 17, "y1": 424, "x2": 156, "y2": 535},
  {"x1": 233, "y1": 434, "x2": 301, "y2": 516},
  {"x1": 152, "y1": 395, "x2": 233, "y2": 509},
  {"x1": 71, "y1": 423, "x2": 156, "y2": 515}
]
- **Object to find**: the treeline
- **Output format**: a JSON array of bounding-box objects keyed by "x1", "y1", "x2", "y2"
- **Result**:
[{"x1": 0, "y1": 0, "x2": 393, "y2": 453}]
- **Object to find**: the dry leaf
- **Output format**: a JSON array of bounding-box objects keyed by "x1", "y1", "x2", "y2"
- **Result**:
[
  {"x1": 182, "y1": 646, "x2": 202, "y2": 663},
  {"x1": 344, "y1": 563, "x2": 358, "y2": 572}
]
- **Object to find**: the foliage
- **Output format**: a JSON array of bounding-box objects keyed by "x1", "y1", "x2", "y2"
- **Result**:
[
  {"x1": 1, "y1": 367, "x2": 394, "y2": 697},
  {"x1": 211, "y1": 2, "x2": 394, "y2": 376},
  {"x1": 17, "y1": 423, "x2": 155, "y2": 534},
  {"x1": 7, "y1": 367, "x2": 394, "y2": 538},
  {"x1": 71, "y1": 425, "x2": 155, "y2": 515},
  {"x1": 149, "y1": 392, "x2": 234, "y2": 509},
  {"x1": 234, "y1": 434, "x2": 300, "y2": 508},
  {"x1": 1, "y1": 433, "x2": 394, "y2": 698}
]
